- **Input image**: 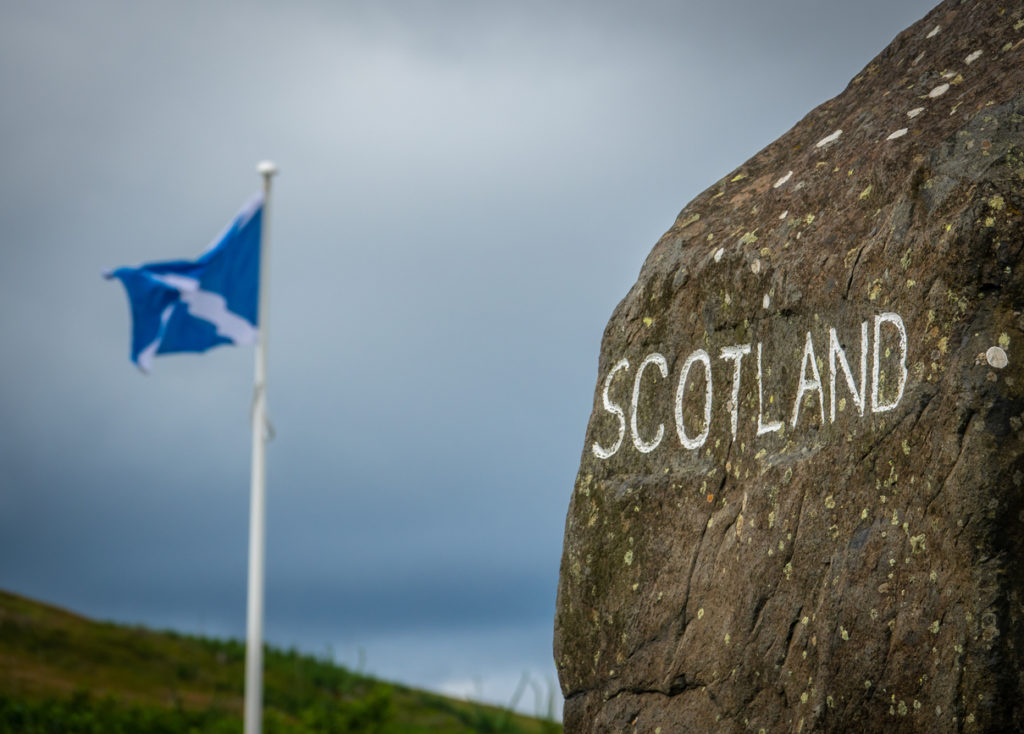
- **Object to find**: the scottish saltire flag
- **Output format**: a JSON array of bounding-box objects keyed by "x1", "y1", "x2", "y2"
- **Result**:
[{"x1": 106, "y1": 194, "x2": 263, "y2": 372}]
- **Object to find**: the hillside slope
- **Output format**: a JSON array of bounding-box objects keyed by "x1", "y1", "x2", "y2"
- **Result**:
[{"x1": 0, "y1": 589, "x2": 560, "y2": 733}]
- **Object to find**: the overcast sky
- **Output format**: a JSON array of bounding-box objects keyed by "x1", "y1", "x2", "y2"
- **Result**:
[{"x1": 0, "y1": 0, "x2": 938, "y2": 717}]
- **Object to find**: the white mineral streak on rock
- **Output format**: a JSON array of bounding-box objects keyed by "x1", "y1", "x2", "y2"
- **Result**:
[
  {"x1": 907, "y1": 107, "x2": 925, "y2": 118},
  {"x1": 929, "y1": 83, "x2": 950, "y2": 98},
  {"x1": 965, "y1": 50, "x2": 983, "y2": 64},
  {"x1": 774, "y1": 171, "x2": 793, "y2": 188},
  {"x1": 887, "y1": 128, "x2": 909, "y2": 140},
  {"x1": 816, "y1": 129, "x2": 842, "y2": 148},
  {"x1": 986, "y1": 346, "x2": 1009, "y2": 369},
  {"x1": 926, "y1": 25, "x2": 941, "y2": 38}
]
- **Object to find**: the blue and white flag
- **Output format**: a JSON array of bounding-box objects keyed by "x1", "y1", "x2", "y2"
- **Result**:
[{"x1": 106, "y1": 194, "x2": 263, "y2": 372}]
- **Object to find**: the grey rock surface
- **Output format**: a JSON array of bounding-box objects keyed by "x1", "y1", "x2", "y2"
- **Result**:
[{"x1": 554, "y1": 1, "x2": 1024, "y2": 731}]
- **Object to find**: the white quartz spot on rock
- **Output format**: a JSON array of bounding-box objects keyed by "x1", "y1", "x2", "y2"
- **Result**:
[
  {"x1": 816, "y1": 129, "x2": 842, "y2": 148},
  {"x1": 986, "y1": 346, "x2": 1009, "y2": 369},
  {"x1": 774, "y1": 171, "x2": 793, "y2": 188}
]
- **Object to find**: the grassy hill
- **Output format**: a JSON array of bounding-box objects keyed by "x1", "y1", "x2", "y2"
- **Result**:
[{"x1": 0, "y1": 590, "x2": 561, "y2": 733}]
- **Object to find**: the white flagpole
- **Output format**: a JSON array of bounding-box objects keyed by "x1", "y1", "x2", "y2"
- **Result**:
[{"x1": 245, "y1": 160, "x2": 277, "y2": 734}]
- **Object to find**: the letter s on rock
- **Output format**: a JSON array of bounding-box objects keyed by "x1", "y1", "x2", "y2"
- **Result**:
[{"x1": 593, "y1": 358, "x2": 630, "y2": 459}]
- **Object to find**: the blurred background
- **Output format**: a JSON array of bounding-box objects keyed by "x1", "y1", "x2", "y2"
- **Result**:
[{"x1": 0, "y1": 0, "x2": 936, "y2": 717}]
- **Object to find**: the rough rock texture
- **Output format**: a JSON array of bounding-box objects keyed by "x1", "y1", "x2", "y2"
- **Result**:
[{"x1": 554, "y1": 2, "x2": 1024, "y2": 732}]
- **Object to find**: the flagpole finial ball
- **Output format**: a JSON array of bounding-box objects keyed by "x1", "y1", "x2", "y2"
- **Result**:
[{"x1": 257, "y1": 161, "x2": 278, "y2": 177}]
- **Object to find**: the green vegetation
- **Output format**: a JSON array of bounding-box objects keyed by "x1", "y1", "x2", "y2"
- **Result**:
[{"x1": 0, "y1": 590, "x2": 561, "y2": 733}]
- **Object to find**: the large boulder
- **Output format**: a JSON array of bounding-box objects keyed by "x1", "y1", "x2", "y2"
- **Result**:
[{"x1": 554, "y1": 1, "x2": 1024, "y2": 732}]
